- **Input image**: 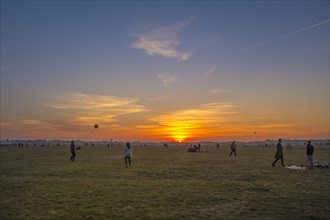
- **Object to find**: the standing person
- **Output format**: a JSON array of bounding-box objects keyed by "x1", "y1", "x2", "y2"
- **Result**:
[
  {"x1": 229, "y1": 141, "x2": 237, "y2": 157},
  {"x1": 272, "y1": 138, "x2": 285, "y2": 167},
  {"x1": 70, "y1": 140, "x2": 76, "y2": 162},
  {"x1": 306, "y1": 140, "x2": 314, "y2": 169},
  {"x1": 124, "y1": 142, "x2": 132, "y2": 168}
]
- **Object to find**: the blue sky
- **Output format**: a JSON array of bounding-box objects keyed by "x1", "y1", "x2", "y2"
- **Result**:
[{"x1": 1, "y1": 1, "x2": 329, "y2": 141}]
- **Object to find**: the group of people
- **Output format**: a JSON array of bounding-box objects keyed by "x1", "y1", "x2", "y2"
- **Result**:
[
  {"x1": 271, "y1": 138, "x2": 314, "y2": 169},
  {"x1": 69, "y1": 138, "x2": 316, "y2": 169},
  {"x1": 70, "y1": 141, "x2": 133, "y2": 167},
  {"x1": 229, "y1": 139, "x2": 315, "y2": 169}
]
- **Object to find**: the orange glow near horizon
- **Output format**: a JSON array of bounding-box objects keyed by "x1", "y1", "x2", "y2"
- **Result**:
[
  {"x1": 1, "y1": 121, "x2": 330, "y2": 142},
  {"x1": 1, "y1": 97, "x2": 329, "y2": 142}
]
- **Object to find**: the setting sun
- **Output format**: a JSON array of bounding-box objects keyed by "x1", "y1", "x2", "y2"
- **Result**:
[{"x1": 166, "y1": 121, "x2": 192, "y2": 142}]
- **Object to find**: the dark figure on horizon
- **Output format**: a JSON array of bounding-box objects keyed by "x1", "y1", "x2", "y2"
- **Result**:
[
  {"x1": 124, "y1": 142, "x2": 132, "y2": 167},
  {"x1": 272, "y1": 138, "x2": 285, "y2": 167},
  {"x1": 229, "y1": 141, "x2": 237, "y2": 157},
  {"x1": 306, "y1": 140, "x2": 314, "y2": 169},
  {"x1": 70, "y1": 141, "x2": 76, "y2": 162}
]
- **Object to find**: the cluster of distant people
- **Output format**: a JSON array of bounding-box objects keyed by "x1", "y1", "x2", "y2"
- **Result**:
[
  {"x1": 68, "y1": 138, "x2": 327, "y2": 169},
  {"x1": 226, "y1": 138, "x2": 320, "y2": 169},
  {"x1": 187, "y1": 143, "x2": 201, "y2": 152},
  {"x1": 186, "y1": 138, "x2": 324, "y2": 169}
]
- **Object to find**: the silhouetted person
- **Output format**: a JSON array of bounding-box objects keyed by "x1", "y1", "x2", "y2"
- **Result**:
[
  {"x1": 124, "y1": 142, "x2": 132, "y2": 167},
  {"x1": 306, "y1": 140, "x2": 314, "y2": 169},
  {"x1": 272, "y1": 138, "x2": 285, "y2": 167},
  {"x1": 229, "y1": 141, "x2": 237, "y2": 157},
  {"x1": 70, "y1": 141, "x2": 76, "y2": 161}
]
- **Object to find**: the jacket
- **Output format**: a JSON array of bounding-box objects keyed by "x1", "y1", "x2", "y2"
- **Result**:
[{"x1": 306, "y1": 143, "x2": 314, "y2": 155}]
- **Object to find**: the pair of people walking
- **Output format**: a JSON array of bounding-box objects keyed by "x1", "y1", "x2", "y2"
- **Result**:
[{"x1": 272, "y1": 138, "x2": 314, "y2": 169}]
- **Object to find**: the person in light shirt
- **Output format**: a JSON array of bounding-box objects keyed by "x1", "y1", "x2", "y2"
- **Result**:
[{"x1": 124, "y1": 142, "x2": 132, "y2": 168}]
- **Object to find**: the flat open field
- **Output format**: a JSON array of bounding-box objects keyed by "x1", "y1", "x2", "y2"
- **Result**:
[{"x1": 1, "y1": 144, "x2": 329, "y2": 219}]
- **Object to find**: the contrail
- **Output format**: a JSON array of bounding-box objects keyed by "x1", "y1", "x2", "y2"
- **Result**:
[{"x1": 240, "y1": 19, "x2": 329, "y2": 52}]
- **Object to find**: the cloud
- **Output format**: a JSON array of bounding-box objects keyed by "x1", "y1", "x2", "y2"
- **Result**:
[
  {"x1": 18, "y1": 119, "x2": 61, "y2": 133},
  {"x1": 205, "y1": 65, "x2": 217, "y2": 78},
  {"x1": 147, "y1": 96, "x2": 169, "y2": 101},
  {"x1": 21, "y1": 119, "x2": 44, "y2": 125},
  {"x1": 208, "y1": 88, "x2": 232, "y2": 94},
  {"x1": 46, "y1": 93, "x2": 148, "y2": 126},
  {"x1": 150, "y1": 103, "x2": 238, "y2": 125},
  {"x1": 157, "y1": 74, "x2": 177, "y2": 86},
  {"x1": 132, "y1": 20, "x2": 192, "y2": 61}
]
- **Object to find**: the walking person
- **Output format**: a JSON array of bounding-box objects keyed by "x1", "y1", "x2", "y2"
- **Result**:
[
  {"x1": 272, "y1": 138, "x2": 285, "y2": 167},
  {"x1": 306, "y1": 140, "x2": 314, "y2": 169},
  {"x1": 229, "y1": 141, "x2": 237, "y2": 157},
  {"x1": 70, "y1": 140, "x2": 76, "y2": 162},
  {"x1": 124, "y1": 142, "x2": 132, "y2": 167}
]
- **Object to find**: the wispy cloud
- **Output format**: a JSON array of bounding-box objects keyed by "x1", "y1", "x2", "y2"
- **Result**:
[
  {"x1": 240, "y1": 19, "x2": 330, "y2": 52},
  {"x1": 157, "y1": 74, "x2": 177, "y2": 86},
  {"x1": 205, "y1": 65, "x2": 217, "y2": 78},
  {"x1": 147, "y1": 96, "x2": 169, "y2": 101},
  {"x1": 132, "y1": 20, "x2": 192, "y2": 61},
  {"x1": 21, "y1": 119, "x2": 44, "y2": 125},
  {"x1": 150, "y1": 103, "x2": 238, "y2": 125},
  {"x1": 19, "y1": 119, "x2": 61, "y2": 133},
  {"x1": 46, "y1": 93, "x2": 148, "y2": 126},
  {"x1": 208, "y1": 88, "x2": 232, "y2": 94}
]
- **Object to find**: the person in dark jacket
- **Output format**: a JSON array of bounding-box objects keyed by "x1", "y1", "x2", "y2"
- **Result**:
[
  {"x1": 306, "y1": 140, "x2": 314, "y2": 169},
  {"x1": 272, "y1": 138, "x2": 285, "y2": 167},
  {"x1": 229, "y1": 141, "x2": 237, "y2": 157},
  {"x1": 70, "y1": 140, "x2": 76, "y2": 161}
]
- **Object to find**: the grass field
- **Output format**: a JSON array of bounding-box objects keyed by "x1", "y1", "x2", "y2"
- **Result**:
[{"x1": 1, "y1": 144, "x2": 329, "y2": 219}]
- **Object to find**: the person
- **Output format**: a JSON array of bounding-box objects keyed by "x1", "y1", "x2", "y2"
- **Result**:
[
  {"x1": 306, "y1": 140, "x2": 314, "y2": 169},
  {"x1": 229, "y1": 141, "x2": 237, "y2": 157},
  {"x1": 272, "y1": 138, "x2": 285, "y2": 167},
  {"x1": 70, "y1": 140, "x2": 76, "y2": 161},
  {"x1": 124, "y1": 142, "x2": 132, "y2": 167}
]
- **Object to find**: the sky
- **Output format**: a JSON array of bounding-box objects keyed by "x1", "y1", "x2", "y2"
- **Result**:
[{"x1": 1, "y1": 1, "x2": 329, "y2": 142}]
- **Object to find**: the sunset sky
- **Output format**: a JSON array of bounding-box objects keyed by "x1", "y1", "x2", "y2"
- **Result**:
[{"x1": 1, "y1": 1, "x2": 329, "y2": 142}]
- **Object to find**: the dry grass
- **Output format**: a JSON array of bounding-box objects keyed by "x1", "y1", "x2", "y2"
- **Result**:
[{"x1": 1, "y1": 144, "x2": 329, "y2": 219}]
